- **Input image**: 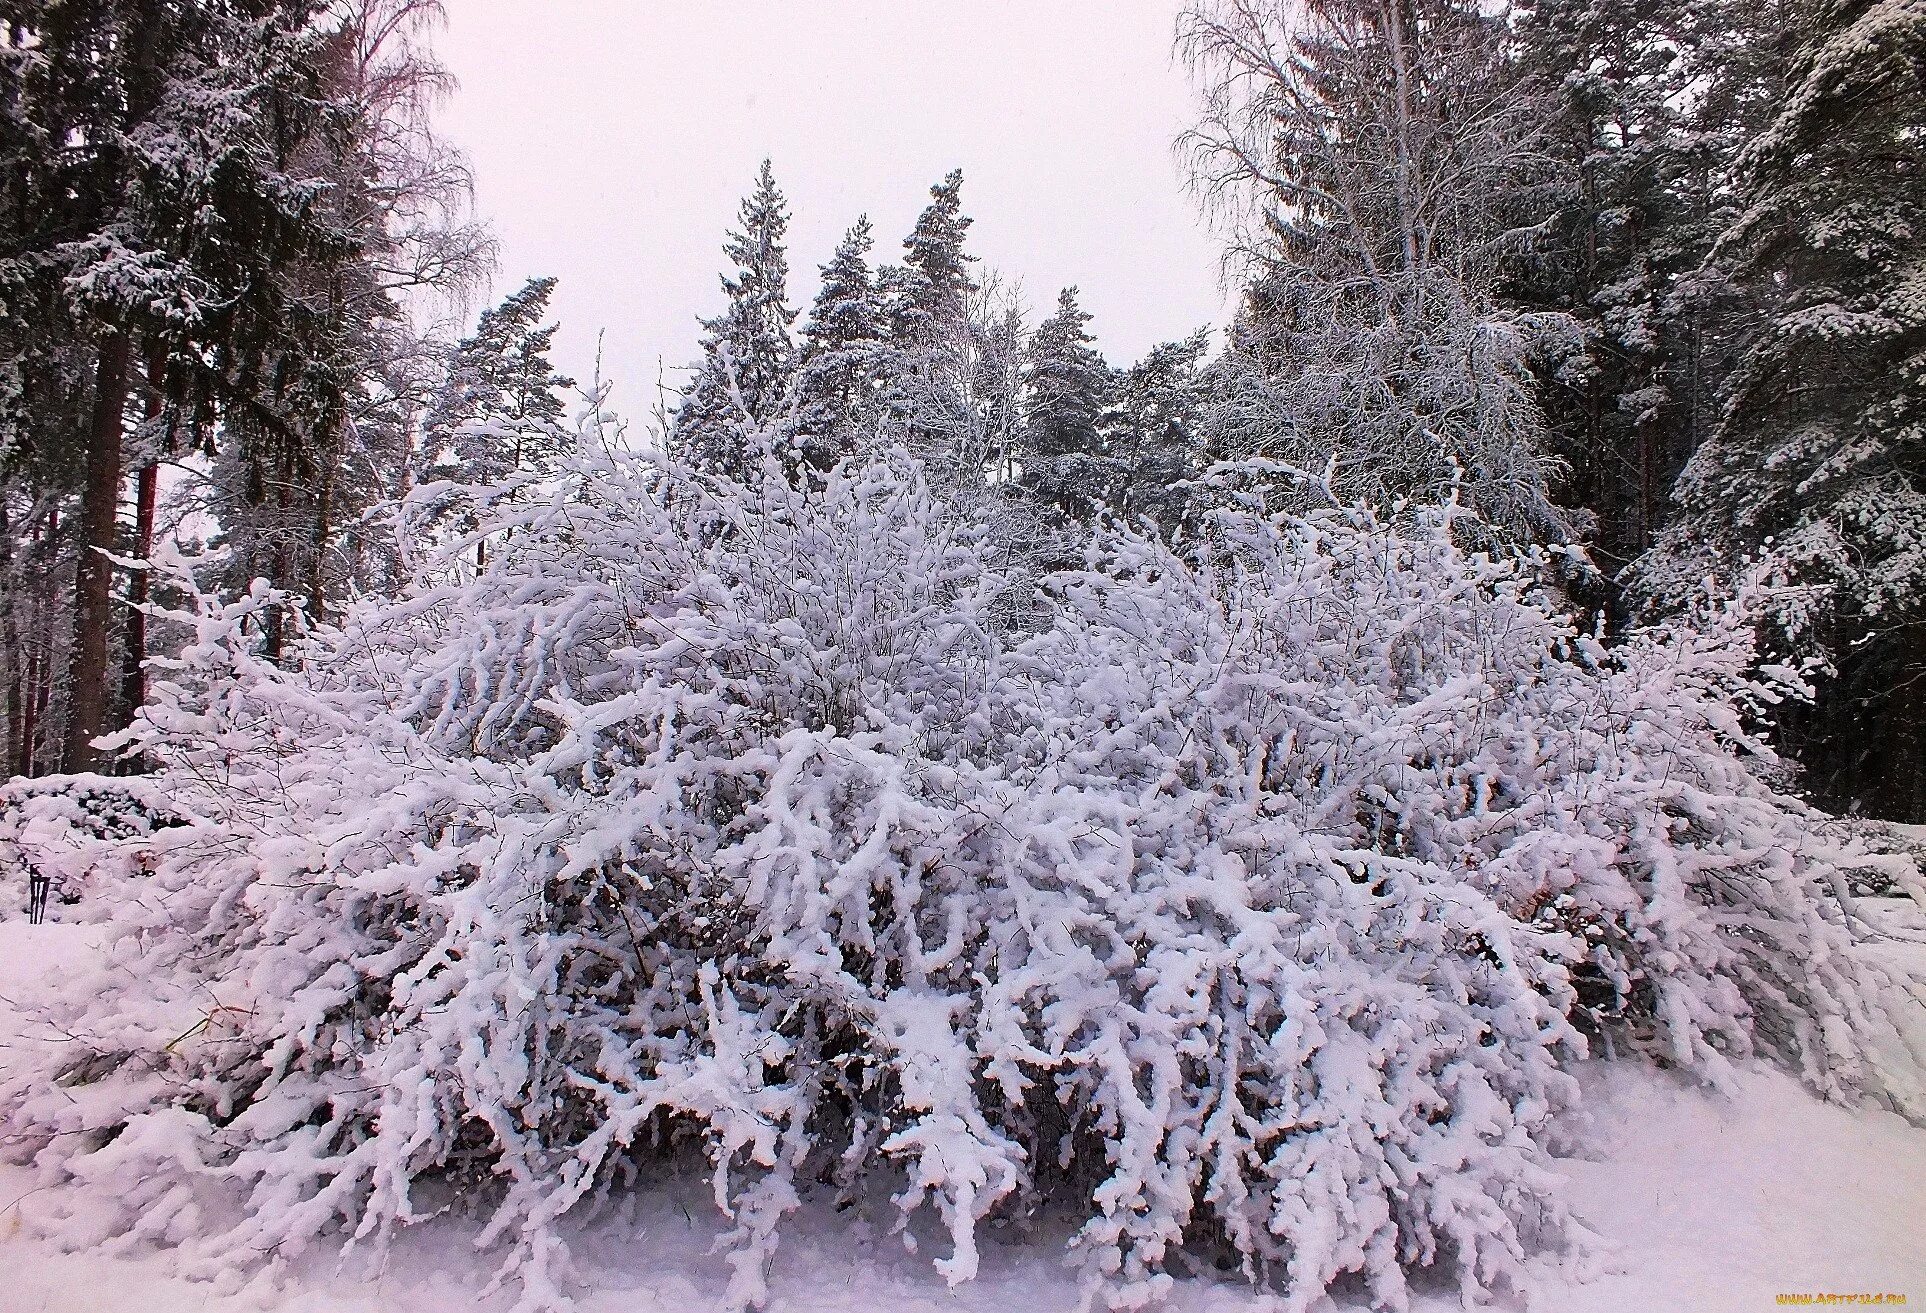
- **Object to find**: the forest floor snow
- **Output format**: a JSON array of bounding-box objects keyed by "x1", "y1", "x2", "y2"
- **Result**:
[{"x1": 1, "y1": 910, "x2": 1922, "y2": 1313}]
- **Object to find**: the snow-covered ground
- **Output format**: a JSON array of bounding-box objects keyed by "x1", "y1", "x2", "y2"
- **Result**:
[{"x1": 2, "y1": 913, "x2": 1922, "y2": 1313}]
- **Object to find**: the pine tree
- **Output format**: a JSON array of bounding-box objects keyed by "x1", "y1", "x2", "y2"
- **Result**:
[
  {"x1": 410, "y1": 277, "x2": 573, "y2": 569},
  {"x1": 789, "y1": 217, "x2": 888, "y2": 471},
  {"x1": 0, "y1": 0, "x2": 359, "y2": 767},
  {"x1": 0, "y1": 0, "x2": 489, "y2": 764},
  {"x1": 1647, "y1": 0, "x2": 1926, "y2": 818},
  {"x1": 672, "y1": 160, "x2": 798, "y2": 475},
  {"x1": 873, "y1": 171, "x2": 1001, "y2": 491},
  {"x1": 1507, "y1": 0, "x2": 1767, "y2": 584},
  {"x1": 1018, "y1": 287, "x2": 1114, "y2": 521},
  {"x1": 1104, "y1": 329, "x2": 1213, "y2": 530},
  {"x1": 880, "y1": 277, "x2": 1029, "y2": 508},
  {"x1": 425, "y1": 276, "x2": 575, "y2": 488},
  {"x1": 883, "y1": 169, "x2": 977, "y2": 346}
]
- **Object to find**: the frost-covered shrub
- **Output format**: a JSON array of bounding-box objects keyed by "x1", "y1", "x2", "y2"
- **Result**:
[
  {"x1": 0, "y1": 774, "x2": 184, "y2": 918},
  {"x1": 1854, "y1": 823, "x2": 1926, "y2": 897},
  {"x1": 1, "y1": 449, "x2": 1919, "y2": 1313}
]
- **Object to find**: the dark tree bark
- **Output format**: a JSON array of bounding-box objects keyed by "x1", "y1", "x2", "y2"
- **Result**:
[
  {"x1": 1, "y1": 497, "x2": 18, "y2": 774},
  {"x1": 309, "y1": 444, "x2": 336, "y2": 625},
  {"x1": 114, "y1": 461, "x2": 159, "y2": 730},
  {"x1": 18, "y1": 641, "x2": 40, "y2": 776},
  {"x1": 64, "y1": 331, "x2": 131, "y2": 772},
  {"x1": 19, "y1": 509, "x2": 58, "y2": 776},
  {"x1": 117, "y1": 355, "x2": 166, "y2": 731}
]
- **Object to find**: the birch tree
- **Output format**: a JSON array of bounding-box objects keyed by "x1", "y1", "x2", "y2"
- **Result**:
[{"x1": 1180, "y1": 0, "x2": 1574, "y2": 542}]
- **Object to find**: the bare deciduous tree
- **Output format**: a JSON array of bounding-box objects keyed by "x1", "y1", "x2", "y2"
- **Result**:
[{"x1": 1180, "y1": 0, "x2": 1576, "y2": 543}]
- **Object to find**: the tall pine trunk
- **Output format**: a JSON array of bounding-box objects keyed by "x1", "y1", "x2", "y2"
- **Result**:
[
  {"x1": 117, "y1": 356, "x2": 166, "y2": 730},
  {"x1": 19, "y1": 644, "x2": 40, "y2": 775},
  {"x1": 19, "y1": 509, "x2": 57, "y2": 775},
  {"x1": 308, "y1": 442, "x2": 336, "y2": 625},
  {"x1": 115, "y1": 463, "x2": 158, "y2": 729},
  {"x1": 1, "y1": 496, "x2": 18, "y2": 774},
  {"x1": 64, "y1": 332, "x2": 130, "y2": 772}
]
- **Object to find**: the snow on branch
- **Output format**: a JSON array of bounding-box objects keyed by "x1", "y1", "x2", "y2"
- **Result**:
[{"x1": 2, "y1": 443, "x2": 1919, "y2": 1311}]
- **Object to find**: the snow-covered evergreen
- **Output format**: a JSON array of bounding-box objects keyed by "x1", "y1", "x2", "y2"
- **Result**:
[
  {"x1": 1017, "y1": 287, "x2": 1114, "y2": 524},
  {"x1": 673, "y1": 161, "x2": 800, "y2": 477},
  {"x1": 1102, "y1": 328, "x2": 1213, "y2": 532},
  {"x1": 424, "y1": 276, "x2": 576, "y2": 490},
  {"x1": 789, "y1": 218, "x2": 890, "y2": 473},
  {"x1": 1639, "y1": 0, "x2": 1926, "y2": 816},
  {"x1": 883, "y1": 170, "x2": 978, "y2": 348}
]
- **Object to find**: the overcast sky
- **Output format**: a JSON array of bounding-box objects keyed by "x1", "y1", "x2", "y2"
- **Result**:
[{"x1": 433, "y1": 1, "x2": 1230, "y2": 423}]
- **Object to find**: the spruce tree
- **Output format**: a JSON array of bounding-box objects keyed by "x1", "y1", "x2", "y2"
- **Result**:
[
  {"x1": 789, "y1": 217, "x2": 888, "y2": 471},
  {"x1": 1105, "y1": 329, "x2": 1213, "y2": 530},
  {"x1": 425, "y1": 276, "x2": 575, "y2": 488},
  {"x1": 673, "y1": 160, "x2": 798, "y2": 476},
  {"x1": 1018, "y1": 287, "x2": 1114, "y2": 521},
  {"x1": 2, "y1": 0, "x2": 484, "y2": 767},
  {"x1": 883, "y1": 169, "x2": 977, "y2": 346},
  {"x1": 1508, "y1": 0, "x2": 1775, "y2": 585},
  {"x1": 873, "y1": 171, "x2": 1000, "y2": 490},
  {"x1": 0, "y1": 0, "x2": 353, "y2": 766},
  {"x1": 1648, "y1": 0, "x2": 1926, "y2": 818}
]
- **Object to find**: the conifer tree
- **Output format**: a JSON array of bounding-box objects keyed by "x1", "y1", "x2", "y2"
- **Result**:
[
  {"x1": 883, "y1": 169, "x2": 978, "y2": 346},
  {"x1": 205, "y1": 0, "x2": 491, "y2": 642},
  {"x1": 411, "y1": 276, "x2": 574, "y2": 569},
  {"x1": 0, "y1": 0, "x2": 356, "y2": 766},
  {"x1": 1105, "y1": 329, "x2": 1213, "y2": 530},
  {"x1": 1018, "y1": 287, "x2": 1114, "y2": 521},
  {"x1": 789, "y1": 217, "x2": 888, "y2": 470},
  {"x1": 425, "y1": 276, "x2": 575, "y2": 488},
  {"x1": 874, "y1": 171, "x2": 1003, "y2": 491},
  {"x1": 673, "y1": 160, "x2": 798, "y2": 475},
  {"x1": 0, "y1": 0, "x2": 488, "y2": 764},
  {"x1": 1508, "y1": 0, "x2": 1766, "y2": 582},
  {"x1": 1646, "y1": 0, "x2": 1926, "y2": 818}
]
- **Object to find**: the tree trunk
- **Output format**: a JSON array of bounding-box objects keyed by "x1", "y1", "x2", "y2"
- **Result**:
[
  {"x1": 64, "y1": 332, "x2": 131, "y2": 773},
  {"x1": 19, "y1": 645, "x2": 39, "y2": 775},
  {"x1": 308, "y1": 447, "x2": 336, "y2": 625},
  {"x1": 117, "y1": 355, "x2": 166, "y2": 732},
  {"x1": 115, "y1": 461, "x2": 159, "y2": 729},
  {"x1": 4, "y1": 643, "x2": 20, "y2": 774},
  {"x1": 1, "y1": 496, "x2": 19, "y2": 774},
  {"x1": 20, "y1": 508, "x2": 56, "y2": 775},
  {"x1": 31, "y1": 628, "x2": 52, "y2": 771}
]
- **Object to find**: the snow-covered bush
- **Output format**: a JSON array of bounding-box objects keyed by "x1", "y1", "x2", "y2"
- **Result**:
[
  {"x1": 1, "y1": 449, "x2": 1918, "y2": 1313},
  {"x1": 0, "y1": 774, "x2": 184, "y2": 919}
]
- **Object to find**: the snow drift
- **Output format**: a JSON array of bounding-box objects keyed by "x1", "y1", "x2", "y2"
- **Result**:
[{"x1": 2, "y1": 449, "x2": 1919, "y2": 1312}]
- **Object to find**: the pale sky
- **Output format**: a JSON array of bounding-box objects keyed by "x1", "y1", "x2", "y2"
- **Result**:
[{"x1": 433, "y1": 1, "x2": 1229, "y2": 422}]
